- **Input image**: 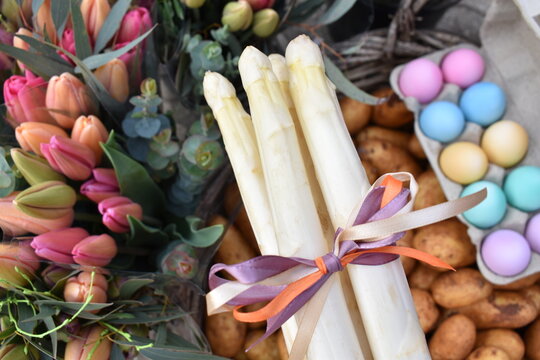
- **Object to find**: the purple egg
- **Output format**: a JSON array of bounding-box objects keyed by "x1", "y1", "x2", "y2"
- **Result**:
[
  {"x1": 481, "y1": 229, "x2": 531, "y2": 277},
  {"x1": 398, "y1": 58, "x2": 443, "y2": 104},
  {"x1": 525, "y1": 214, "x2": 540, "y2": 254}
]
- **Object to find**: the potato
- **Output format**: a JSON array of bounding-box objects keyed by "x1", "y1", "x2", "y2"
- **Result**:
[
  {"x1": 521, "y1": 284, "x2": 540, "y2": 310},
  {"x1": 456, "y1": 291, "x2": 538, "y2": 329},
  {"x1": 414, "y1": 169, "x2": 447, "y2": 210},
  {"x1": 408, "y1": 134, "x2": 426, "y2": 159},
  {"x1": 210, "y1": 215, "x2": 257, "y2": 266},
  {"x1": 235, "y1": 351, "x2": 250, "y2": 360},
  {"x1": 355, "y1": 126, "x2": 411, "y2": 149},
  {"x1": 244, "y1": 330, "x2": 283, "y2": 360},
  {"x1": 276, "y1": 331, "x2": 288, "y2": 360},
  {"x1": 411, "y1": 288, "x2": 439, "y2": 333},
  {"x1": 361, "y1": 159, "x2": 379, "y2": 184},
  {"x1": 396, "y1": 231, "x2": 416, "y2": 275},
  {"x1": 466, "y1": 346, "x2": 510, "y2": 360},
  {"x1": 428, "y1": 314, "x2": 476, "y2": 360},
  {"x1": 431, "y1": 268, "x2": 493, "y2": 308},
  {"x1": 525, "y1": 318, "x2": 540, "y2": 360},
  {"x1": 408, "y1": 264, "x2": 441, "y2": 290},
  {"x1": 493, "y1": 272, "x2": 540, "y2": 290},
  {"x1": 339, "y1": 96, "x2": 372, "y2": 135},
  {"x1": 475, "y1": 329, "x2": 524, "y2": 360},
  {"x1": 412, "y1": 218, "x2": 476, "y2": 269},
  {"x1": 206, "y1": 312, "x2": 247, "y2": 357},
  {"x1": 244, "y1": 302, "x2": 267, "y2": 330},
  {"x1": 372, "y1": 87, "x2": 414, "y2": 128},
  {"x1": 357, "y1": 139, "x2": 421, "y2": 177},
  {"x1": 224, "y1": 183, "x2": 259, "y2": 253}
]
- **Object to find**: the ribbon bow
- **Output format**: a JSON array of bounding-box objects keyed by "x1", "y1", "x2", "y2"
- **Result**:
[{"x1": 206, "y1": 173, "x2": 486, "y2": 358}]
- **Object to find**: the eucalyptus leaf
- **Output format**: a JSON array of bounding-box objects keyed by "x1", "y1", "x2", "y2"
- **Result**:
[
  {"x1": 34, "y1": 300, "x2": 113, "y2": 312},
  {"x1": 51, "y1": 0, "x2": 69, "y2": 37},
  {"x1": 0, "y1": 44, "x2": 73, "y2": 79},
  {"x1": 43, "y1": 316, "x2": 58, "y2": 359},
  {"x1": 134, "y1": 117, "x2": 162, "y2": 139},
  {"x1": 110, "y1": 344, "x2": 125, "y2": 360},
  {"x1": 70, "y1": 0, "x2": 92, "y2": 59},
  {"x1": 107, "y1": 310, "x2": 187, "y2": 325},
  {"x1": 140, "y1": 347, "x2": 229, "y2": 360},
  {"x1": 147, "y1": 150, "x2": 170, "y2": 170},
  {"x1": 323, "y1": 55, "x2": 384, "y2": 105},
  {"x1": 16, "y1": 34, "x2": 71, "y2": 65},
  {"x1": 32, "y1": 0, "x2": 45, "y2": 16},
  {"x1": 318, "y1": 0, "x2": 357, "y2": 25},
  {"x1": 126, "y1": 137, "x2": 150, "y2": 162},
  {"x1": 17, "y1": 303, "x2": 37, "y2": 333},
  {"x1": 118, "y1": 278, "x2": 154, "y2": 300},
  {"x1": 94, "y1": 0, "x2": 131, "y2": 53},
  {"x1": 288, "y1": 0, "x2": 325, "y2": 23},
  {"x1": 178, "y1": 217, "x2": 223, "y2": 248},
  {"x1": 20, "y1": 305, "x2": 57, "y2": 322},
  {"x1": 127, "y1": 216, "x2": 169, "y2": 248}
]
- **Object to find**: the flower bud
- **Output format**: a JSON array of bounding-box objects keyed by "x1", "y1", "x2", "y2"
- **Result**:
[
  {"x1": 15, "y1": 122, "x2": 68, "y2": 156},
  {"x1": 60, "y1": 28, "x2": 76, "y2": 57},
  {"x1": 80, "y1": 168, "x2": 120, "y2": 203},
  {"x1": 41, "y1": 265, "x2": 72, "y2": 289},
  {"x1": 41, "y1": 136, "x2": 96, "y2": 181},
  {"x1": 114, "y1": 42, "x2": 143, "y2": 87},
  {"x1": 93, "y1": 59, "x2": 129, "y2": 103},
  {"x1": 64, "y1": 271, "x2": 108, "y2": 304},
  {"x1": 31, "y1": 227, "x2": 89, "y2": 263},
  {"x1": 0, "y1": 193, "x2": 73, "y2": 235},
  {"x1": 117, "y1": 7, "x2": 152, "y2": 44},
  {"x1": 10, "y1": 148, "x2": 65, "y2": 185},
  {"x1": 64, "y1": 325, "x2": 112, "y2": 360},
  {"x1": 80, "y1": 0, "x2": 111, "y2": 45},
  {"x1": 4, "y1": 74, "x2": 56, "y2": 126},
  {"x1": 71, "y1": 115, "x2": 109, "y2": 163},
  {"x1": 182, "y1": 0, "x2": 205, "y2": 8},
  {"x1": 243, "y1": 0, "x2": 275, "y2": 10},
  {"x1": 222, "y1": 1, "x2": 253, "y2": 32},
  {"x1": 34, "y1": 0, "x2": 57, "y2": 44},
  {"x1": 72, "y1": 234, "x2": 117, "y2": 267},
  {"x1": 0, "y1": 243, "x2": 40, "y2": 289},
  {"x1": 45, "y1": 73, "x2": 97, "y2": 129},
  {"x1": 14, "y1": 181, "x2": 76, "y2": 219},
  {"x1": 252, "y1": 9, "x2": 279, "y2": 38},
  {"x1": 98, "y1": 196, "x2": 142, "y2": 233},
  {"x1": 12, "y1": 28, "x2": 32, "y2": 70},
  {"x1": 0, "y1": 344, "x2": 39, "y2": 360},
  {"x1": 140, "y1": 78, "x2": 157, "y2": 96}
]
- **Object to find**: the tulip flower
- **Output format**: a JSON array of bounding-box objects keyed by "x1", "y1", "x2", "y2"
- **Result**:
[
  {"x1": 15, "y1": 122, "x2": 68, "y2": 156},
  {"x1": 31, "y1": 227, "x2": 89, "y2": 263},
  {"x1": 14, "y1": 181, "x2": 76, "y2": 219},
  {"x1": 45, "y1": 72, "x2": 98, "y2": 129},
  {"x1": 72, "y1": 234, "x2": 117, "y2": 266},
  {"x1": 64, "y1": 325, "x2": 112, "y2": 360},
  {"x1": 222, "y1": 1, "x2": 253, "y2": 32},
  {"x1": 117, "y1": 7, "x2": 152, "y2": 44},
  {"x1": 80, "y1": 168, "x2": 120, "y2": 203},
  {"x1": 34, "y1": 0, "x2": 57, "y2": 44},
  {"x1": 0, "y1": 344, "x2": 39, "y2": 360},
  {"x1": 80, "y1": 0, "x2": 111, "y2": 44},
  {"x1": 4, "y1": 74, "x2": 56, "y2": 126},
  {"x1": 41, "y1": 136, "x2": 96, "y2": 181},
  {"x1": 98, "y1": 196, "x2": 142, "y2": 233},
  {"x1": 10, "y1": 148, "x2": 65, "y2": 185},
  {"x1": 12, "y1": 28, "x2": 32, "y2": 70},
  {"x1": 71, "y1": 115, "x2": 109, "y2": 163},
  {"x1": 244, "y1": 0, "x2": 275, "y2": 10},
  {"x1": 2, "y1": 0, "x2": 32, "y2": 25},
  {"x1": 93, "y1": 59, "x2": 129, "y2": 103},
  {"x1": 59, "y1": 28, "x2": 76, "y2": 64},
  {"x1": 252, "y1": 9, "x2": 279, "y2": 38},
  {"x1": 64, "y1": 271, "x2": 108, "y2": 304},
  {"x1": 41, "y1": 265, "x2": 72, "y2": 289},
  {"x1": 0, "y1": 193, "x2": 73, "y2": 236},
  {"x1": 182, "y1": 0, "x2": 205, "y2": 8},
  {"x1": 114, "y1": 42, "x2": 143, "y2": 87},
  {"x1": 0, "y1": 243, "x2": 40, "y2": 289}
]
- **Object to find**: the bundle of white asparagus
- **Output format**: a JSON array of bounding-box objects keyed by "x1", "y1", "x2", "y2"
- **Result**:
[{"x1": 204, "y1": 35, "x2": 428, "y2": 359}]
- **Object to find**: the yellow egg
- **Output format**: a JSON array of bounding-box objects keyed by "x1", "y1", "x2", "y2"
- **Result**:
[
  {"x1": 439, "y1": 142, "x2": 489, "y2": 184},
  {"x1": 481, "y1": 120, "x2": 528, "y2": 168}
]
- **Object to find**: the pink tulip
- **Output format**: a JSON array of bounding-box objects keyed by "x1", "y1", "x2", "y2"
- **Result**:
[
  {"x1": 31, "y1": 227, "x2": 89, "y2": 264},
  {"x1": 117, "y1": 7, "x2": 152, "y2": 44},
  {"x1": 40, "y1": 136, "x2": 96, "y2": 181},
  {"x1": 98, "y1": 196, "x2": 142, "y2": 233},
  {"x1": 59, "y1": 28, "x2": 76, "y2": 64},
  {"x1": 114, "y1": 42, "x2": 143, "y2": 87},
  {"x1": 0, "y1": 243, "x2": 40, "y2": 289},
  {"x1": 80, "y1": 168, "x2": 120, "y2": 203},
  {"x1": 244, "y1": 0, "x2": 275, "y2": 10},
  {"x1": 3, "y1": 74, "x2": 56, "y2": 126},
  {"x1": 72, "y1": 234, "x2": 117, "y2": 266}
]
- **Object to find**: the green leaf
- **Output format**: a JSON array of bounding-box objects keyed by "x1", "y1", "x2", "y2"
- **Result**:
[
  {"x1": 179, "y1": 217, "x2": 223, "y2": 248},
  {"x1": 15, "y1": 34, "x2": 71, "y2": 65},
  {"x1": 0, "y1": 326, "x2": 15, "y2": 340},
  {"x1": 70, "y1": 0, "x2": 92, "y2": 59},
  {"x1": 34, "y1": 300, "x2": 113, "y2": 312},
  {"x1": 107, "y1": 310, "x2": 188, "y2": 325},
  {"x1": 20, "y1": 305, "x2": 57, "y2": 322},
  {"x1": 102, "y1": 133, "x2": 166, "y2": 216},
  {"x1": 110, "y1": 345, "x2": 125, "y2": 360},
  {"x1": 323, "y1": 55, "x2": 384, "y2": 105},
  {"x1": 80, "y1": 26, "x2": 155, "y2": 71},
  {"x1": 127, "y1": 216, "x2": 169, "y2": 248},
  {"x1": 140, "y1": 347, "x2": 229, "y2": 360},
  {"x1": 318, "y1": 0, "x2": 357, "y2": 25},
  {"x1": 119, "y1": 278, "x2": 154, "y2": 299},
  {"x1": 51, "y1": 0, "x2": 70, "y2": 37},
  {"x1": 0, "y1": 43, "x2": 73, "y2": 79},
  {"x1": 94, "y1": 0, "x2": 131, "y2": 53},
  {"x1": 17, "y1": 303, "x2": 37, "y2": 333},
  {"x1": 43, "y1": 316, "x2": 58, "y2": 359},
  {"x1": 288, "y1": 0, "x2": 325, "y2": 23},
  {"x1": 32, "y1": 0, "x2": 45, "y2": 16}
]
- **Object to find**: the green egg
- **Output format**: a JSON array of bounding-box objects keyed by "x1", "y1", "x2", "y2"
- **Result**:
[{"x1": 503, "y1": 166, "x2": 540, "y2": 212}]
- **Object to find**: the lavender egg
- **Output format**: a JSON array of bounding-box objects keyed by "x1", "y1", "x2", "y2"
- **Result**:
[{"x1": 481, "y1": 229, "x2": 531, "y2": 277}]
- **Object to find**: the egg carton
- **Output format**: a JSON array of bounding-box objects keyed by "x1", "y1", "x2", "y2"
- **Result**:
[{"x1": 389, "y1": 43, "x2": 540, "y2": 285}]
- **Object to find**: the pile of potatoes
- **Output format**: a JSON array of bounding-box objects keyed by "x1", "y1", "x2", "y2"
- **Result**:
[{"x1": 205, "y1": 88, "x2": 540, "y2": 359}]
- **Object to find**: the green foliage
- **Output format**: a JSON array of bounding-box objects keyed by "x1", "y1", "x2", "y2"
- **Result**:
[{"x1": 0, "y1": 148, "x2": 16, "y2": 197}]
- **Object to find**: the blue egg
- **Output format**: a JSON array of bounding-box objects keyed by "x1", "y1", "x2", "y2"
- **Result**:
[
  {"x1": 461, "y1": 180, "x2": 507, "y2": 228},
  {"x1": 459, "y1": 82, "x2": 506, "y2": 126},
  {"x1": 503, "y1": 166, "x2": 540, "y2": 212},
  {"x1": 419, "y1": 101, "x2": 465, "y2": 142}
]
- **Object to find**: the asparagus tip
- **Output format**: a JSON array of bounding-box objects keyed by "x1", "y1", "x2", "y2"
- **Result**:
[
  {"x1": 239, "y1": 46, "x2": 274, "y2": 88},
  {"x1": 285, "y1": 35, "x2": 324, "y2": 68},
  {"x1": 203, "y1": 71, "x2": 237, "y2": 112},
  {"x1": 268, "y1": 54, "x2": 289, "y2": 82}
]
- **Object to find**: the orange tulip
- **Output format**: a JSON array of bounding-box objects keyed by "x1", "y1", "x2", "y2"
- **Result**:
[
  {"x1": 12, "y1": 28, "x2": 32, "y2": 70},
  {"x1": 15, "y1": 122, "x2": 68, "y2": 156},
  {"x1": 0, "y1": 243, "x2": 40, "y2": 289},
  {"x1": 93, "y1": 59, "x2": 129, "y2": 102},
  {"x1": 64, "y1": 325, "x2": 112, "y2": 360},
  {"x1": 80, "y1": 0, "x2": 111, "y2": 44},
  {"x1": 71, "y1": 115, "x2": 109, "y2": 163},
  {"x1": 64, "y1": 271, "x2": 108, "y2": 305},
  {"x1": 34, "y1": 0, "x2": 56, "y2": 44}
]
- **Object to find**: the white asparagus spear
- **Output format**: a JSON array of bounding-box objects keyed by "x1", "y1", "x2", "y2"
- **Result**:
[
  {"x1": 203, "y1": 72, "x2": 299, "y2": 351},
  {"x1": 239, "y1": 46, "x2": 367, "y2": 360},
  {"x1": 286, "y1": 35, "x2": 430, "y2": 359}
]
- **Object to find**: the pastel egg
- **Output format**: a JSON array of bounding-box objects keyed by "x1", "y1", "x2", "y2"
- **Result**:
[
  {"x1": 503, "y1": 166, "x2": 540, "y2": 212},
  {"x1": 481, "y1": 120, "x2": 528, "y2": 168},
  {"x1": 439, "y1": 142, "x2": 489, "y2": 184},
  {"x1": 441, "y1": 48, "x2": 485, "y2": 88},
  {"x1": 398, "y1": 58, "x2": 443, "y2": 104},
  {"x1": 419, "y1": 101, "x2": 465, "y2": 142},
  {"x1": 481, "y1": 229, "x2": 531, "y2": 277},
  {"x1": 459, "y1": 82, "x2": 506, "y2": 126},
  {"x1": 525, "y1": 214, "x2": 540, "y2": 254},
  {"x1": 461, "y1": 181, "x2": 507, "y2": 229}
]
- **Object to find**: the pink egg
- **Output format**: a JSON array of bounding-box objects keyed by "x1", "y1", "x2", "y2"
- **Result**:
[
  {"x1": 398, "y1": 58, "x2": 443, "y2": 104},
  {"x1": 441, "y1": 48, "x2": 485, "y2": 88}
]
